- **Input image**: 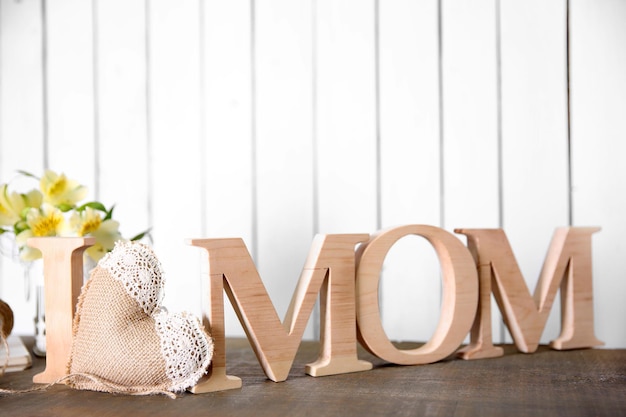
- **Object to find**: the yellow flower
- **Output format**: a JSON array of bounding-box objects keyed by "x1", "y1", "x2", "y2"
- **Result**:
[
  {"x1": 0, "y1": 184, "x2": 23, "y2": 227},
  {"x1": 85, "y1": 242, "x2": 115, "y2": 263},
  {"x1": 69, "y1": 207, "x2": 123, "y2": 262},
  {"x1": 40, "y1": 170, "x2": 88, "y2": 208},
  {"x1": 85, "y1": 221, "x2": 123, "y2": 261},
  {"x1": 90, "y1": 219, "x2": 122, "y2": 251},
  {"x1": 13, "y1": 204, "x2": 65, "y2": 261},
  {"x1": 0, "y1": 184, "x2": 42, "y2": 227},
  {"x1": 24, "y1": 203, "x2": 66, "y2": 237},
  {"x1": 14, "y1": 230, "x2": 41, "y2": 261},
  {"x1": 1, "y1": 170, "x2": 150, "y2": 263},
  {"x1": 69, "y1": 206, "x2": 103, "y2": 236}
]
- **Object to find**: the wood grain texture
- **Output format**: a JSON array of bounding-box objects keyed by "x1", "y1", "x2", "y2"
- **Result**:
[
  {"x1": 254, "y1": 0, "x2": 316, "y2": 341},
  {"x1": 356, "y1": 225, "x2": 478, "y2": 364},
  {"x1": 499, "y1": 0, "x2": 570, "y2": 346},
  {"x1": 2, "y1": 337, "x2": 625, "y2": 417},
  {"x1": 456, "y1": 227, "x2": 603, "y2": 359},
  {"x1": 440, "y1": 0, "x2": 501, "y2": 348},
  {"x1": 0, "y1": 0, "x2": 46, "y2": 339},
  {"x1": 569, "y1": 0, "x2": 626, "y2": 350},
  {"x1": 377, "y1": 0, "x2": 442, "y2": 345},
  {"x1": 188, "y1": 234, "x2": 371, "y2": 392},
  {"x1": 26, "y1": 237, "x2": 95, "y2": 384},
  {"x1": 1, "y1": 0, "x2": 624, "y2": 351},
  {"x1": 200, "y1": 0, "x2": 254, "y2": 339}
]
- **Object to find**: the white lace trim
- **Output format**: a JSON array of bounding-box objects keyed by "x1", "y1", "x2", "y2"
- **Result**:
[
  {"x1": 98, "y1": 241, "x2": 165, "y2": 316},
  {"x1": 154, "y1": 311, "x2": 213, "y2": 391}
]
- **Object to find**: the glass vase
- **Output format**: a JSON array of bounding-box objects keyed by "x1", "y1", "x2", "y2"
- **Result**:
[
  {"x1": 29, "y1": 254, "x2": 96, "y2": 357},
  {"x1": 25, "y1": 260, "x2": 46, "y2": 357}
]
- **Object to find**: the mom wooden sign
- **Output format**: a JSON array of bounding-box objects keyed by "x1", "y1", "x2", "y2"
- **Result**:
[{"x1": 30, "y1": 225, "x2": 603, "y2": 393}]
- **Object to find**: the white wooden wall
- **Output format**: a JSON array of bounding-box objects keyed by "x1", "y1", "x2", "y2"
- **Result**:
[{"x1": 1, "y1": 0, "x2": 624, "y2": 349}]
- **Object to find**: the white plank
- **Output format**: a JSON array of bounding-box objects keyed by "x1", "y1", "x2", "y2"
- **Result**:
[
  {"x1": 315, "y1": 0, "x2": 378, "y2": 343},
  {"x1": 1, "y1": 0, "x2": 621, "y2": 352},
  {"x1": 499, "y1": 0, "x2": 569, "y2": 344},
  {"x1": 441, "y1": 0, "x2": 500, "y2": 343},
  {"x1": 148, "y1": 0, "x2": 204, "y2": 317},
  {"x1": 377, "y1": 0, "x2": 442, "y2": 343},
  {"x1": 92, "y1": 0, "x2": 150, "y2": 239},
  {"x1": 201, "y1": 0, "x2": 254, "y2": 338},
  {"x1": 254, "y1": 0, "x2": 316, "y2": 338},
  {"x1": 315, "y1": 0, "x2": 378, "y2": 234},
  {"x1": 441, "y1": 0, "x2": 499, "y2": 230},
  {"x1": 0, "y1": 0, "x2": 45, "y2": 335},
  {"x1": 202, "y1": 0, "x2": 254, "y2": 245},
  {"x1": 45, "y1": 0, "x2": 96, "y2": 193},
  {"x1": 314, "y1": 0, "x2": 378, "y2": 342},
  {"x1": 570, "y1": 0, "x2": 626, "y2": 348}
]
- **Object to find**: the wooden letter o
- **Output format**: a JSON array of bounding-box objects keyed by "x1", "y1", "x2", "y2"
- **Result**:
[{"x1": 355, "y1": 225, "x2": 478, "y2": 365}]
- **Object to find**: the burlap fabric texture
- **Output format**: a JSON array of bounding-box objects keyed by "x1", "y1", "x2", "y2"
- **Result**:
[{"x1": 66, "y1": 241, "x2": 213, "y2": 395}]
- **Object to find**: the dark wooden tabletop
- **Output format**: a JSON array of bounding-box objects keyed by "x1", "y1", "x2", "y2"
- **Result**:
[{"x1": 1, "y1": 337, "x2": 625, "y2": 417}]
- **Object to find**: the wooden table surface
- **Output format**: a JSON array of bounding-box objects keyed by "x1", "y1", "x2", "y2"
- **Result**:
[{"x1": 1, "y1": 337, "x2": 625, "y2": 417}]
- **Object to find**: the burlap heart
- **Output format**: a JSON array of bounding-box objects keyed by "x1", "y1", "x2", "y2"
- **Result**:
[{"x1": 66, "y1": 241, "x2": 213, "y2": 395}]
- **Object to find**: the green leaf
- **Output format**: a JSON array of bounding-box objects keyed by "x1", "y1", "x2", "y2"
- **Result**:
[
  {"x1": 129, "y1": 228, "x2": 152, "y2": 242},
  {"x1": 19, "y1": 207, "x2": 31, "y2": 219},
  {"x1": 77, "y1": 201, "x2": 107, "y2": 213},
  {"x1": 14, "y1": 221, "x2": 29, "y2": 235},
  {"x1": 58, "y1": 203, "x2": 75, "y2": 212},
  {"x1": 102, "y1": 204, "x2": 115, "y2": 221},
  {"x1": 16, "y1": 170, "x2": 39, "y2": 180}
]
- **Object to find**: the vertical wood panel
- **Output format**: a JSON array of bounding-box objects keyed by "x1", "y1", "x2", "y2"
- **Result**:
[
  {"x1": 570, "y1": 0, "x2": 626, "y2": 348},
  {"x1": 500, "y1": 0, "x2": 570, "y2": 344},
  {"x1": 441, "y1": 0, "x2": 500, "y2": 343},
  {"x1": 0, "y1": 0, "x2": 45, "y2": 335},
  {"x1": 148, "y1": 0, "x2": 203, "y2": 316},
  {"x1": 314, "y1": 0, "x2": 378, "y2": 341},
  {"x1": 441, "y1": 0, "x2": 499, "y2": 230},
  {"x1": 93, "y1": 0, "x2": 150, "y2": 239},
  {"x1": 45, "y1": 0, "x2": 96, "y2": 191},
  {"x1": 1, "y1": 0, "x2": 624, "y2": 349},
  {"x1": 313, "y1": 0, "x2": 378, "y2": 344},
  {"x1": 202, "y1": 0, "x2": 254, "y2": 245},
  {"x1": 254, "y1": 0, "x2": 316, "y2": 338},
  {"x1": 201, "y1": 0, "x2": 254, "y2": 337},
  {"x1": 315, "y1": 0, "x2": 378, "y2": 234},
  {"x1": 378, "y1": 0, "x2": 442, "y2": 342}
]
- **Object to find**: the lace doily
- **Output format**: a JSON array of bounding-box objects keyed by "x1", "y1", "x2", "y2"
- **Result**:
[
  {"x1": 154, "y1": 311, "x2": 213, "y2": 391},
  {"x1": 98, "y1": 241, "x2": 165, "y2": 315}
]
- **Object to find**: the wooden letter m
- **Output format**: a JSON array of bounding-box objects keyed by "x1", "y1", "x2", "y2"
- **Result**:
[
  {"x1": 187, "y1": 234, "x2": 373, "y2": 393},
  {"x1": 456, "y1": 227, "x2": 604, "y2": 360}
]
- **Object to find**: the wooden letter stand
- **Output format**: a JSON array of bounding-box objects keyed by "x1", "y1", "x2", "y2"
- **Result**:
[{"x1": 27, "y1": 237, "x2": 95, "y2": 384}]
